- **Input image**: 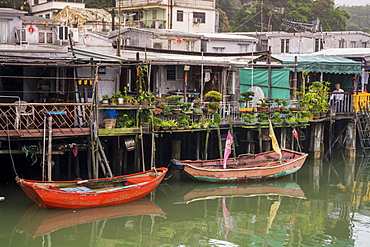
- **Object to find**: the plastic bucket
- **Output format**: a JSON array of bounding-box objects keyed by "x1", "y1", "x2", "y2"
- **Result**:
[{"x1": 106, "y1": 109, "x2": 117, "y2": 119}]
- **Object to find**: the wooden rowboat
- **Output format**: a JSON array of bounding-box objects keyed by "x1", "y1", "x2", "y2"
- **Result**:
[
  {"x1": 16, "y1": 167, "x2": 167, "y2": 209},
  {"x1": 170, "y1": 149, "x2": 307, "y2": 183}
]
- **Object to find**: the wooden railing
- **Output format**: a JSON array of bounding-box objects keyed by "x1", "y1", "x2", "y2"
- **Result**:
[{"x1": 0, "y1": 103, "x2": 92, "y2": 137}]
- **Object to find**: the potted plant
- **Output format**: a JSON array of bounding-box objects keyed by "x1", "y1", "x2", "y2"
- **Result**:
[
  {"x1": 242, "y1": 112, "x2": 256, "y2": 125},
  {"x1": 102, "y1": 94, "x2": 109, "y2": 105},
  {"x1": 153, "y1": 117, "x2": 163, "y2": 131},
  {"x1": 299, "y1": 81, "x2": 330, "y2": 118},
  {"x1": 271, "y1": 112, "x2": 283, "y2": 125},
  {"x1": 177, "y1": 114, "x2": 192, "y2": 129},
  {"x1": 182, "y1": 102, "x2": 192, "y2": 114},
  {"x1": 123, "y1": 96, "x2": 135, "y2": 105},
  {"x1": 205, "y1": 90, "x2": 222, "y2": 102},
  {"x1": 192, "y1": 123, "x2": 202, "y2": 129},
  {"x1": 192, "y1": 98, "x2": 203, "y2": 115},
  {"x1": 138, "y1": 91, "x2": 155, "y2": 105},
  {"x1": 297, "y1": 110, "x2": 310, "y2": 123},
  {"x1": 285, "y1": 111, "x2": 297, "y2": 124},
  {"x1": 162, "y1": 119, "x2": 177, "y2": 130},
  {"x1": 165, "y1": 95, "x2": 183, "y2": 114},
  {"x1": 206, "y1": 102, "x2": 220, "y2": 113},
  {"x1": 256, "y1": 98, "x2": 270, "y2": 112},
  {"x1": 140, "y1": 109, "x2": 151, "y2": 128},
  {"x1": 273, "y1": 98, "x2": 288, "y2": 111},
  {"x1": 257, "y1": 112, "x2": 269, "y2": 125},
  {"x1": 110, "y1": 96, "x2": 118, "y2": 105},
  {"x1": 115, "y1": 114, "x2": 134, "y2": 128},
  {"x1": 238, "y1": 91, "x2": 255, "y2": 112},
  {"x1": 116, "y1": 91, "x2": 124, "y2": 105}
]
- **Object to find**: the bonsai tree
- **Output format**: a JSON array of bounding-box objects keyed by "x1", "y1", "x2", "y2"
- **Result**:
[
  {"x1": 271, "y1": 112, "x2": 283, "y2": 124},
  {"x1": 242, "y1": 112, "x2": 256, "y2": 124},
  {"x1": 182, "y1": 102, "x2": 192, "y2": 113},
  {"x1": 238, "y1": 91, "x2": 255, "y2": 108},
  {"x1": 138, "y1": 91, "x2": 155, "y2": 105},
  {"x1": 257, "y1": 98, "x2": 270, "y2": 108},
  {"x1": 257, "y1": 112, "x2": 269, "y2": 123},
  {"x1": 285, "y1": 111, "x2": 297, "y2": 123},
  {"x1": 153, "y1": 117, "x2": 163, "y2": 127},
  {"x1": 208, "y1": 102, "x2": 220, "y2": 110},
  {"x1": 205, "y1": 90, "x2": 222, "y2": 102},
  {"x1": 165, "y1": 95, "x2": 183, "y2": 110},
  {"x1": 297, "y1": 110, "x2": 310, "y2": 122},
  {"x1": 177, "y1": 114, "x2": 192, "y2": 128},
  {"x1": 213, "y1": 112, "x2": 222, "y2": 124}
]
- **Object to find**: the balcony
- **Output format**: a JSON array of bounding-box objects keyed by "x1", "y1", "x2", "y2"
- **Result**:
[{"x1": 0, "y1": 103, "x2": 92, "y2": 137}]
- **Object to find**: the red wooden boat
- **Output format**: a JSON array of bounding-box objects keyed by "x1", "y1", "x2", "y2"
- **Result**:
[
  {"x1": 170, "y1": 149, "x2": 307, "y2": 182},
  {"x1": 16, "y1": 167, "x2": 167, "y2": 209}
]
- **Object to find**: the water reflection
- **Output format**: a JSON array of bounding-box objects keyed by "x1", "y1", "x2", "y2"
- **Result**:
[{"x1": 5, "y1": 156, "x2": 370, "y2": 246}]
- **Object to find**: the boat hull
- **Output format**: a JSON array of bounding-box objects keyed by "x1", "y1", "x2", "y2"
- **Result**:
[
  {"x1": 16, "y1": 168, "x2": 167, "y2": 209},
  {"x1": 172, "y1": 149, "x2": 307, "y2": 183}
]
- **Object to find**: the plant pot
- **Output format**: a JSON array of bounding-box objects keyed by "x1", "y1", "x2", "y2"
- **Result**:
[
  {"x1": 185, "y1": 127, "x2": 192, "y2": 130},
  {"x1": 314, "y1": 113, "x2": 321, "y2": 119},
  {"x1": 177, "y1": 127, "x2": 185, "y2": 130},
  {"x1": 257, "y1": 107, "x2": 270, "y2": 112},
  {"x1": 102, "y1": 100, "x2": 109, "y2": 105},
  {"x1": 123, "y1": 102, "x2": 132, "y2": 105},
  {"x1": 193, "y1": 108, "x2": 203, "y2": 115},
  {"x1": 207, "y1": 109, "x2": 216, "y2": 113},
  {"x1": 308, "y1": 115, "x2": 314, "y2": 120},
  {"x1": 161, "y1": 127, "x2": 169, "y2": 131},
  {"x1": 239, "y1": 107, "x2": 253, "y2": 113},
  {"x1": 170, "y1": 126, "x2": 177, "y2": 130},
  {"x1": 104, "y1": 119, "x2": 116, "y2": 129},
  {"x1": 257, "y1": 122, "x2": 269, "y2": 126},
  {"x1": 140, "y1": 100, "x2": 149, "y2": 105},
  {"x1": 154, "y1": 126, "x2": 161, "y2": 131},
  {"x1": 243, "y1": 122, "x2": 256, "y2": 126},
  {"x1": 153, "y1": 108, "x2": 163, "y2": 115},
  {"x1": 118, "y1": 98, "x2": 124, "y2": 105},
  {"x1": 171, "y1": 109, "x2": 181, "y2": 115}
]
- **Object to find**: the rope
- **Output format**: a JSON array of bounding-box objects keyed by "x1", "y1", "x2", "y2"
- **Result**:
[
  {"x1": 6, "y1": 118, "x2": 19, "y2": 178},
  {"x1": 21, "y1": 145, "x2": 39, "y2": 166}
]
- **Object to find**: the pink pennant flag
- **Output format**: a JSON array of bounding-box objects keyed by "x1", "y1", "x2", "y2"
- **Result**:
[
  {"x1": 223, "y1": 131, "x2": 233, "y2": 169},
  {"x1": 293, "y1": 129, "x2": 299, "y2": 140}
]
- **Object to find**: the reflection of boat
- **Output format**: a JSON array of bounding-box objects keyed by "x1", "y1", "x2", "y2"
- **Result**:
[
  {"x1": 16, "y1": 200, "x2": 166, "y2": 237},
  {"x1": 182, "y1": 179, "x2": 306, "y2": 204},
  {"x1": 170, "y1": 149, "x2": 308, "y2": 182},
  {"x1": 16, "y1": 168, "x2": 167, "y2": 209}
]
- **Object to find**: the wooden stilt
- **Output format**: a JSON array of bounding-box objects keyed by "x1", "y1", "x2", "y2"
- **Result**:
[
  {"x1": 196, "y1": 132, "x2": 200, "y2": 160},
  {"x1": 217, "y1": 127, "x2": 223, "y2": 158},
  {"x1": 97, "y1": 138, "x2": 113, "y2": 177},
  {"x1": 151, "y1": 132, "x2": 155, "y2": 168},
  {"x1": 345, "y1": 122, "x2": 356, "y2": 158},
  {"x1": 87, "y1": 143, "x2": 92, "y2": 179},
  {"x1": 47, "y1": 116, "x2": 52, "y2": 181},
  {"x1": 280, "y1": 127, "x2": 286, "y2": 149},
  {"x1": 204, "y1": 129, "x2": 210, "y2": 159},
  {"x1": 123, "y1": 146, "x2": 128, "y2": 174}
]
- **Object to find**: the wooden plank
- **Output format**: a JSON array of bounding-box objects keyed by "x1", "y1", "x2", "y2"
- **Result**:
[{"x1": 0, "y1": 128, "x2": 90, "y2": 137}]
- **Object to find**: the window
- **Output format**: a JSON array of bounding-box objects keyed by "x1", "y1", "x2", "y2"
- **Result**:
[
  {"x1": 167, "y1": 66, "x2": 176, "y2": 80},
  {"x1": 34, "y1": 0, "x2": 39, "y2": 4},
  {"x1": 339, "y1": 39, "x2": 345, "y2": 48},
  {"x1": 362, "y1": 42, "x2": 368, "y2": 48},
  {"x1": 152, "y1": 10, "x2": 157, "y2": 20},
  {"x1": 177, "y1": 10, "x2": 183, "y2": 22},
  {"x1": 315, "y1": 38, "x2": 324, "y2": 52},
  {"x1": 193, "y1": 12, "x2": 205, "y2": 23},
  {"x1": 350, "y1": 41, "x2": 356, "y2": 48},
  {"x1": 280, "y1": 39, "x2": 289, "y2": 53},
  {"x1": 261, "y1": 40, "x2": 268, "y2": 51},
  {"x1": 239, "y1": 44, "x2": 249, "y2": 53},
  {"x1": 0, "y1": 20, "x2": 8, "y2": 43},
  {"x1": 46, "y1": 33, "x2": 53, "y2": 43},
  {"x1": 58, "y1": 26, "x2": 69, "y2": 40},
  {"x1": 39, "y1": 32, "x2": 45, "y2": 43},
  {"x1": 186, "y1": 41, "x2": 195, "y2": 51},
  {"x1": 45, "y1": 14, "x2": 50, "y2": 19}
]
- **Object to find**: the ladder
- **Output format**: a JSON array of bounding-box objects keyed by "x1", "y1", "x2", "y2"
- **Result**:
[{"x1": 355, "y1": 104, "x2": 370, "y2": 158}]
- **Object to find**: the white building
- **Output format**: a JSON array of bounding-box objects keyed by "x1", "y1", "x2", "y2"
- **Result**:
[
  {"x1": 236, "y1": 31, "x2": 370, "y2": 55},
  {"x1": 115, "y1": 0, "x2": 217, "y2": 33},
  {"x1": 27, "y1": 0, "x2": 85, "y2": 19}
]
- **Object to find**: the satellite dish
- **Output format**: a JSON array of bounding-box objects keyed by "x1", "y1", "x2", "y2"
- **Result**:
[{"x1": 248, "y1": 86, "x2": 265, "y2": 107}]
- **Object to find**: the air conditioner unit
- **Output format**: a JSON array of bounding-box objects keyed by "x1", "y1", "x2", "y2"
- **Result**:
[
  {"x1": 193, "y1": 18, "x2": 201, "y2": 23},
  {"x1": 151, "y1": 39, "x2": 167, "y2": 49}
]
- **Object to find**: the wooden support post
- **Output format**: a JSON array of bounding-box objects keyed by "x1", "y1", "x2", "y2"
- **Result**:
[
  {"x1": 68, "y1": 151, "x2": 72, "y2": 179},
  {"x1": 217, "y1": 127, "x2": 223, "y2": 159},
  {"x1": 171, "y1": 139, "x2": 181, "y2": 180},
  {"x1": 344, "y1": 156, "x2": 356, "y2": 188},
  {"x1": 74, "y1": 154, "x2": 80, "y2": 179},
  {"x1": 118, "y1": 137, "x2": 123, "y2": 175},
  {"x1": 47, "y1": 116, "x2": 52, "y2": 181},
  {"x1": 312, "y1": 159, "x2": 322, "y2": 194},
  {"x1": 151, "y1": 132, "x2": 155, "y2": 168},
  {"x1": 311, "y1": 123, "x2": 323, "y2": 159},
  {"x1": 123, "y1": 146, "x2": 128, "y2": 174},
  {"x1": 345, "y1": 122, "x2": 357, "y2": 158},
  {"x1": 204, "y1": 129, "x2": 210, "y2": 160},
  {"x1": 87, "y1": 144, "x2": 92, "y2": 179},
  {"x1": 134, "y1": 134, "x2": 140, "y2": 172},
  {"x1": 280, "y1": 127, "x2": 286, "y2": 149},
  {"x1": 196, "y1": 132, "x2": 200, "y2": 160}
]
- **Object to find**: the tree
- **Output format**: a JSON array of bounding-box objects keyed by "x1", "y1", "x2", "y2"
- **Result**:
[{"x1": 85, "y1": 0, "x2": 114, "y2": 9}]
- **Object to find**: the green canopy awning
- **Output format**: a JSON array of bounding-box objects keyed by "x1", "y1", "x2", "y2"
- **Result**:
[{"x1": 270, "y1": 55, "x2": 361, "y2": 74}]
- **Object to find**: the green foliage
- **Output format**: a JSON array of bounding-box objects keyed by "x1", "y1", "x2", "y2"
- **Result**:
[
  {"x1": 205, "y1": 91, "x2": 222, "y2": 102},
  {"x1": 242, "y1": 113, "x2": 256, "y2": 123},
  {"x1": 153, "y1": 117, "x2": 163, "y2": 126},
  {"x1": 299, "y1": 81, "x2": 330, "y2": 113},
  {"x1": 341, "y1": 5, "x2": 370, "y2": 32},
  {"x1": 85, "y1": 0, "x2": 113, "y2": 8},
  {"x1": 257, "y1": 112, "x2": 269, "y2": 123},
  {"x1": 271, "y1": 112, "x2": 283, "y2": 123},
  {"x1": 208, "y1": 102, "x2": 220, "y2": 110},
  {"x1": 213, "y1": 112, "x2": 222, "y2": 123},
  {"x1": 183, "y1": 102, "x2": 192, "y2": 112},
  {"x1": 257, "y1": 98, "x2": 269, "y2": 108},
  {"x1": 116, "y1": 114, "x2": 134, "y2": 128},
  {"x1": 221, "y1": 0, "x2": 349, "y2": 32},
  {"x1": 177, "y1": 114, "x2": 192, "y2": 127},
  {"x1": 238, "y1": 91, "x2": 255, "y2": 106},
  {"x1": 165, "y1": 95, "x2": 183, "y2": 103},
  {"x1": 102, "y1": 94, "x2": 109, "y2": 100}
]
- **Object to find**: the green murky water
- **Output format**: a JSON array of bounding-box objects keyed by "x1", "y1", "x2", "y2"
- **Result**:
[{"x1": 1, "y1": 156, "x2": 370, "y2": 246}]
